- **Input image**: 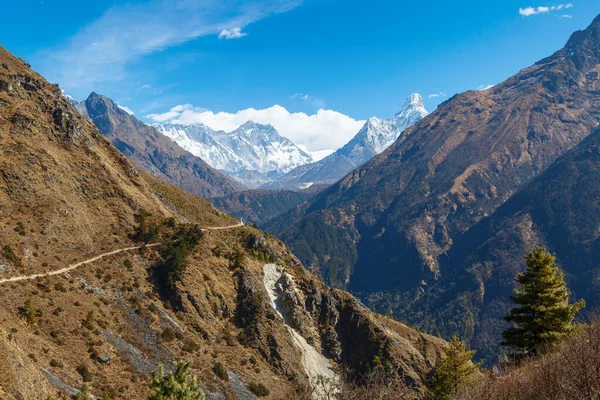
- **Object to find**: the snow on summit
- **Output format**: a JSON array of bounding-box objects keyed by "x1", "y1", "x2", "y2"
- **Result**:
[{"x1": 155, "y1": 120, "x2": 313, "y2": 188}]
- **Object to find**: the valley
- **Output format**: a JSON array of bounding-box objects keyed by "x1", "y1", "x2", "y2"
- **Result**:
[{"x1": 3, "y1": 3, "x2": 600, "y2": 399}]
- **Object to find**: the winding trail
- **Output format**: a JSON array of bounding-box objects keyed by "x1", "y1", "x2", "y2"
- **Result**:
[{"x1": 0, "y1": 221, "x2": 244, "y2": 284}]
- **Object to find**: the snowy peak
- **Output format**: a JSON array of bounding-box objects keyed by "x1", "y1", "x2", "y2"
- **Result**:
[
  {"x1": 395, "y1": 93, "x2": 427, "y2": 119},
  {"x1": 348, "y1": 93, "x2": 429, "y2": 157},
  {"x1": 154, "y1": 123, "x2": 243, "y2": 173},
  {"x1": 154, "y1": 120, "x2": 313, "y2": 188},
  {"x1": 266, "y1": 94, "x2": 428, "y2": 190}
]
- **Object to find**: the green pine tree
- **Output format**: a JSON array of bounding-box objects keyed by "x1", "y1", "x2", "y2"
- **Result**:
[
  {"x1": 147, "y1": 361, "x2": 205, "y2": 400},
  {"x1": 502, "y1": 246, "x2": 585, "y2": 357},
  {"x1": 429, "y1": 334, "x2": 481, "y2": 400}
]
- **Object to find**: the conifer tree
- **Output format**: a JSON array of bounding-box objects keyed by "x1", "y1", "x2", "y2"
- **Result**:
[
  {"x1": 429, "y1": 334, "x2": 481, "y2": 400},
  {"x1": 502, "y1": 246, "x2": 585, "y2": 357},
  {"x1": 147, "y1": 361, "x2": 205, "y2": 400}
]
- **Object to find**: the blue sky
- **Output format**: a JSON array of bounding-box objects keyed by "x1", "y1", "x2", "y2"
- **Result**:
[{"x1": 1, "y1": 0, "x2": 599, "y2": 154}]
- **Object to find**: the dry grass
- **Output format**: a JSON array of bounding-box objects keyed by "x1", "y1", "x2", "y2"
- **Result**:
[{"x1": 457, "y1": 321, "x2": 600, "y2": 400}]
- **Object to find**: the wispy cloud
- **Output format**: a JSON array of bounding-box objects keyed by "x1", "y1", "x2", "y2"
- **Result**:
[
  {"x1": 41, "y1": 0, "x2": 302, "y2": 90},
  {"x1": 519, "y1": 3, "x2": 573, "y2": 17},
  {"x1": 218, "y1": 27, "x2": 248, "y2": 40},
  {"x1": 289, "y1": 93, "x2": 326, "y2": 108},
  {"x1": 478, "y1": 84, "x2": 495, "y2": 91},
  {"x1": 428, "y1": 92, "x2": 447, "y2": 99},
  {"x1": 290, "y1": 93, "x2": 309, "y2": 100},
  {"x1": 146, "y1": 104, "x2": 365, "y2": 152}
]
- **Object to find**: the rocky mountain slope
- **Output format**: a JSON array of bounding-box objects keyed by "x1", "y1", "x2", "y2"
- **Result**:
[
  {"x1": 211, "y1": 185, "x2": 328, "y2": 227},
  {"x1": 267, "y1": 14, "x2": 600, "y2": 353},
  {"x1": 0, "y1": 46, "x2": 443, "y2": 399},
  {"x1": 155, "y1": 121, "x2": 313, "y2": 188},
  {"x1": 265, "y1": 94, "x2": 428, "y2": 190},
  {"x1": 75, "y1": 93, "x2": 244, "y2": 199},
  {"x1": 403, "y1": 124, "x2": 600, "y2": 364}
]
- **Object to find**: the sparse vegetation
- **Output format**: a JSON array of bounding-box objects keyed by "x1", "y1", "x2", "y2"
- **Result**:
[
  {"x1": 77, "y1": 364, "x2": 92, "y2": 382},
  {"x1": 3, "y1": 244, "x2": 23, "y2": 267},
  {"x1": 18, "y1": 298, "x2": 42, "y2": 326},
  {"x1": 75, "y1": 385, "x2": 89, "y2": 400},
  {"x1": 457, "y1": 320, "x2": 600, "y2": 400},
  {"x1": 212, "y1": 361, "x2": 228, "y2": 381},
  {"x1": 248, "y1": 382, "x2": 270, "y2": 397}
]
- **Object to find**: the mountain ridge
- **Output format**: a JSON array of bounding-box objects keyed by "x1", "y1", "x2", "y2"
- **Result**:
[
  {"x1": 75, "y1": 92, "x2": 244, "y2": 198},
  {"x1": 265, "y1": 93, "x2": 428, "y2": 190},
  {"x1": 155, "y1": 119, "x2": 313, "y2": 188},
  {"x1": 267, "y1": 14, "x2": 600, "y2": 357}
]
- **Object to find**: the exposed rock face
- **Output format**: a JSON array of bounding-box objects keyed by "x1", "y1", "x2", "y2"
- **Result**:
[
  {"x1": 267, "y1": 14, "x2": 600, "y2": 360},
  {"x1": 77, "y1": 93, "x2": 244, "y2": 198}
]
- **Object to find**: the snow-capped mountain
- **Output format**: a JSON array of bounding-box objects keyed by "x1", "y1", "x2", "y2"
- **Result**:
[
  {"x1": 154, "y1": 121, "x2": 313, "y2": 188},
  {"x1": 265, "y1": 94, "x2": 428, "y2": 190},
  {"x1": 155, "y1": 123, "x2": 243, "y2": 172}
]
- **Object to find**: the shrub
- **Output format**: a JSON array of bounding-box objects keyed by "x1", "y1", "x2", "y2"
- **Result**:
[
  {"x1": 160, "y1": 327, "x2": 178, "y2": 342},
  {"x1": 248, "y1": 382, "x2": 270, "y2": 397},
  {"x1": 182, "y1": 339, "x2": 200, "y2": 354},
  {"x1": 212, "y1": 361, "x2": 228, "y2": 381},
  {"x1": 54, "y1": 282, "x2": 67, "y2": 292},
  {"x1": 77, "y1": 364, "x2": 92, "y2": 382},
  {"x1": 3, "y1": 245, "x2": 23, "y2": 267},
  {"x1": 457, "y1": 320, "x2": 600, "y2": 400},
  {"x1": 18, "y1": 298, "x2": 42, "y2": 326}
]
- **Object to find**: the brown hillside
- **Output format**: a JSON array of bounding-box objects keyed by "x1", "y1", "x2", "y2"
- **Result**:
[{"x1": 0, "y1": 46, "x2": 443, "y2": 399}]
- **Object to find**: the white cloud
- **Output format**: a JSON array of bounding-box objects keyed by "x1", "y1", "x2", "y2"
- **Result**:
[
  {"x1": 139, "y1": 84, "x2": 152, "y2": 90},
  {"x1": 478, "y1": 84, "x2": 495, "y2": 91},
  {"x1": 310, "y1": 149, "x2": 336, "y2": 161},
  {"x1": 428, "y1": 92, "x2": 447, "y2": 98},
  {"x1": 147, "y1": 104, "x2": 365, "y2": 152},
  {"x1": 296, "y1": 144, "x2": 334, "y2": 161},
  {"x1": 117, "y1": 105, "x2": 135, "y2": 115},
  {"x1": 218, "y1": 27, "x2": 248, "y2": 40},
  {"x1": 560, "y1": 14, "x2": 573, "y2": 18},
  {"x1": 289, "y1": 93, "x2": 326, "y2": 108},
  {"x1": 519, "y1": 3, "x2": 573, "y2": 17},
  {"x1": 41, "y1": 0, "x2": 302, "y2": 89}
]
